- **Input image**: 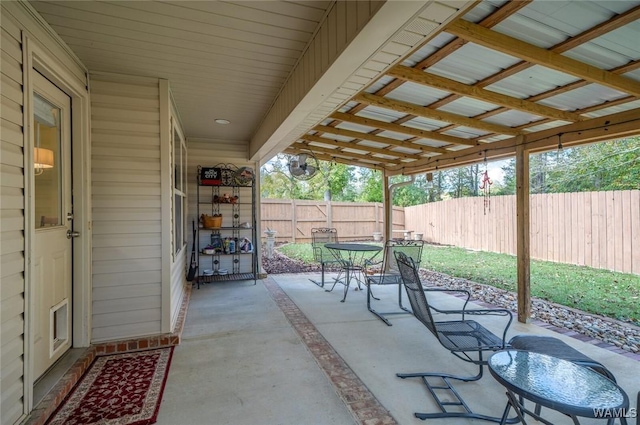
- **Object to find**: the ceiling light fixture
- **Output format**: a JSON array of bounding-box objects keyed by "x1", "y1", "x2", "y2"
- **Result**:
[{"x1": 214, "y1": 119, "x2": 230, "y2": 125}]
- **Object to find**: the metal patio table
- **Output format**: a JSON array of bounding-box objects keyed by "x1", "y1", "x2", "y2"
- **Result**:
[
  {"x1": 488, "y1": 350, "x2": 630, "y2": 425},
  {"x1": 324, "y1": 243, "x2": 381, "y2": 302}
]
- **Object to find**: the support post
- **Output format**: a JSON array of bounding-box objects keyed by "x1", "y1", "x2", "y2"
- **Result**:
[
  {"x1": 515, "y1": 138, "x2": 531, "y2": 323},
  {"x1": 383, "y1": 170, "x2": 391, "y2": 242}
]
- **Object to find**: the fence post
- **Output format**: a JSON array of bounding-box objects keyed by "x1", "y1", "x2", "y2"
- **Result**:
[
  {"x1": 327, "y1": 200, "x2": 332, "y2": 228},
  {"x1": 291, "y1": 199, "x2": 296, "y2": 243}
]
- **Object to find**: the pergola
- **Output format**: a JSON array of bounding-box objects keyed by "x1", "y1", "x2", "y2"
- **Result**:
[{"x1": 282, "y1": 1, "x2": 640, "y2": 323}]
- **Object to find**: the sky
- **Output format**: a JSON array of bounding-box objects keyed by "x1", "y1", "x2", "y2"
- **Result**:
[{"x1": 486, "y1": 159, "x2": 508, "y2": 184}]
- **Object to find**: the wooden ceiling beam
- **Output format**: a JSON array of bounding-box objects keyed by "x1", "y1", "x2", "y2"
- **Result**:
[
  {"x1": 312, "y1": 125, "x2": 447, "y2": 154},
  {"x1": 385, "y1": 107, "x2": 640, "y2": 176},
  {"x1": 283, "y1": 147, "x2": 384, "y2": 170},
  {"x1": 447, "y1": 20, "x2": 640, "y2": 97},
  {"x1": 330, "y1": 112, "x2": 478, "y2": 147},
  {"x1": 424, "y1": 11, "x2": 640, "y2": 125},
  {"x1": 291, "y1": 142, "x2": 403, "y2": 165},
  {"x1": 354, "y1": 93, "x2": 521, "y2": 136},
  {"x1": 339, "y1": 1, "x2": 531, "y2": 120},
  {"x1": 301, "y1": 133, "x2": 424, "y2": 160},
  {"x1": 387, "y1": 65, "x2": 584, "y2": 122}
]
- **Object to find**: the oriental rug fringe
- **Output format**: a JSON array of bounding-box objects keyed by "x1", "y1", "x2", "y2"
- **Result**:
[{"x1": 46, "y1": 347, "x2": 174, "y2": 425}]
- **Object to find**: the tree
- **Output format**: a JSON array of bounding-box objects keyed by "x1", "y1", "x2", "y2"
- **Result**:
[
  {"x1": 496, "y1": 138, "x2": 640, "y2": 194},
  {"x1": 358, "y1": 168, "x2": 383, "y2": 202}
]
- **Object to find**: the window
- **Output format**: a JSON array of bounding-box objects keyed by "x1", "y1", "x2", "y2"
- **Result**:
[{"x1": 172, "y1": 120, "x2": 187, "y2": 256}]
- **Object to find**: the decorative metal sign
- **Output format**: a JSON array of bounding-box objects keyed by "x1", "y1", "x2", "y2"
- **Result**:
[{"x1": 200, "y1": 167, "x2": 222, "y2": 185}]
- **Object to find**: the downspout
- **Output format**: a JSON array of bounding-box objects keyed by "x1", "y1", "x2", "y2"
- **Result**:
[{"x1": 384, "y1": 172, "x2": 416, "y2": 241}]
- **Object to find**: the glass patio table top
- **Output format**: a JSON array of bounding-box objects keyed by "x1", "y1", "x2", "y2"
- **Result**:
[{"x1": 488, "y1": 350, "x2": 629, "y2": 424}]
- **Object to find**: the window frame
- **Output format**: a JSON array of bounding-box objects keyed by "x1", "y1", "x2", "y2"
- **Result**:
[{"x1": 172, "y1": 119, "x2": 187, "y2": 257}]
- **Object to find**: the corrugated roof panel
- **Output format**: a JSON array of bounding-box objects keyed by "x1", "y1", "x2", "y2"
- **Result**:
[
  {"x1": 623, "y1": 69, "x2": 640, "y2": 82},
  {"x1": 438, "y1": 97, "x2": 499, "y2": 117},
  {"x1": 404, "y1": 116, "x2": 450, "y2": 130},
  {"x1": 384, "y1": 81, "x2": 449, "y2": 105},
  {"x1": 564, "y1": 39, "x2": 636, "y2": 70},
  {"x1": 307, "y1": 140, "x2": 339, "y2": 150},
  {"x1": 523, "y1": 120, "x2": 569, "y2": 133},
  {"x1": 367, "y1": 75, "x2": 396, "y2": 95},
  {"x1": 462, "y1": 0, "x2": 508, "y2": 23},
  {"x1": 488, "y1": 65, "x2": 580, "y2": 99},
  {"x1": 427, "y1": 43, "x2": 521, "y2": 83},
  {"x1": 412, "y1": 139, "x2": 451, "y2": 149},
  {"x1": 582, "y1": 99, "x2": 640, "y2": 118},
  {"x1": 540, "y1": 84, "x2": 628, "y2": 111},
  {"x1": 335, "y1": 121, "x2": 376, "y2": 134},
  {"x1": 402, "y1": 32, "x2": 457, "y2": 66},
  {"x1": 482, "y1": 109, "x2": 544, "y2": 128},
  {"x1": 387, "y1": 146, "x2": 423, "y2": 155},
  {"x1": 355, "y1": 140, "x2": 387, "y2": 150},
  {"x1": 582, "y1": 23, "x2": 640, "y2": 65},
  {"x1": 376, "y1": 130, "x2": 416, "y2": 141},
  {"x1": 357, "y1": 106, "x2": 406, "y2": 122},
  {"x1": 493, "y1": 13, "x2": 568, "y2": 49},
  {"x1": 312, "y1": 133, "x2": 354, "y2": 143},
  {"x1": 340, "y1": 101, "x2": 359, "y2": 113},
  {"x1": 516, "y1": 0, "x2": 636, "y2": 39},
  {"x1": 443, "y1": 126, "x2": 489, "y2": 138},
  {"x1": 482, "y1": 134, "x2": 512, "y2": 143}
]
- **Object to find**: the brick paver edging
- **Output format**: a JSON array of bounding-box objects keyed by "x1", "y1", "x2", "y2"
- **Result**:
[{"x1": 263, "y1": 277, "x2": 397, "y2": 425}]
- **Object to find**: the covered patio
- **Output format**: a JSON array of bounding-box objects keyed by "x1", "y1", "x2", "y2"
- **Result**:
[
  {"x1": 158, "y1": 274, "x2": 639, "y2": 424},
  {"x1": 2, "y1": 1, "x2": 639, "y2": 424}
]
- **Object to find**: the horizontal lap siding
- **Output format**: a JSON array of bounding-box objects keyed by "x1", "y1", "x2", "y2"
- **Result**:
[
  {"x1": 91, "y1": 75, "x2": 162, "y2": 342},
  {"x1": 0, "y1": 9, "x2": 25, "y2": 425}
]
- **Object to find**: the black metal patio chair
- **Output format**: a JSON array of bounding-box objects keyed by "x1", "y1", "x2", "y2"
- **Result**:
[
  {"x1": 309, "y1": 227, "x2": 341, "y2": 288},
  {"x1": 365, "y1": 239, "x2": 424, "y2": 325},
  {"x1": 394, "y1": 251, "x2": 516, "y2": 423}
]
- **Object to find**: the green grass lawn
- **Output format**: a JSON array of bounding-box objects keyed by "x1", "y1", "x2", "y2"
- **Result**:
[{"x1": 278, "y1": 243, "x2": 640, "y2": 324}]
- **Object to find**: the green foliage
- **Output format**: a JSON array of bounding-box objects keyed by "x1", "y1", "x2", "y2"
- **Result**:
[
  {"x1": 497, "y1": 138, "x2": 640, "y2": 195},
  {"x1": 358, "y1": 168, "x2": 383, "y2": 202},
  {"x1": 279, "y1": 243, "x2": 640, "y2": 324},
  {"x1": 261, "y1": 138, "x2": 639, "y2": 204}
]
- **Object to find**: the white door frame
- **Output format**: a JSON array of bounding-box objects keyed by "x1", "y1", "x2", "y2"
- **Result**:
[{"x1": 22, "y1": 33, "x2": 92, "y2": 411}]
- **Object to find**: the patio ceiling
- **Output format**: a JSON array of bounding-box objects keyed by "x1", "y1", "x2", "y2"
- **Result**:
[
  {"x1": 30, "y1": 1, "x2": 640, "y2": 175},
  {"x1": 284, "y1": 0, "x2": 640, "y2": 175}
]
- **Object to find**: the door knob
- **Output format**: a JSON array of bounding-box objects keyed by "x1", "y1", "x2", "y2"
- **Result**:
[{"x1": 66, "y1": 230, "x2": 80, "y2": 239}]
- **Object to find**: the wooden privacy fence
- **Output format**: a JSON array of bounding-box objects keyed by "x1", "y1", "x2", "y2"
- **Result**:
[
  {"x1": 404, "y1": 190, "x2": 640, "y2": 275},
  {"x1": 261, "y1": 199, "x2": 405, "y2": 243}
]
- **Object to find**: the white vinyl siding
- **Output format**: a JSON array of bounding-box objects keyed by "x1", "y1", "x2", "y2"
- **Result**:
[
  {"x1": 1, "y1": 3, "x2": 88, "y2": 424},
  {"x1": 90, "y1": 74, "x2": 163, "y2": 342},
  {"x1": 0, "y1": 10, "x2": 26, "y2": 425}
]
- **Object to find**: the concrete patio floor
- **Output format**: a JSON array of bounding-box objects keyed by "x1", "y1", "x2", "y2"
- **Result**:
[{"x1": 157, "y1": 273, "x2": 639, "y2": 425}]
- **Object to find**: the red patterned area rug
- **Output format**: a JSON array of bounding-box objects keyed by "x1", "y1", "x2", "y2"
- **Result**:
[{"x1": 47, "y1": 347, "x2": 174, "y2": 425}]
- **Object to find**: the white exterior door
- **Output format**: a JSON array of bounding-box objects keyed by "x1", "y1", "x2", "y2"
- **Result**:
[{"x1": 32, "y1": 72, "x2": 73, "y2": 379}]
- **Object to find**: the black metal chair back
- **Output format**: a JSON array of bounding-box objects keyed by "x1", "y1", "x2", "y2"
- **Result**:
[
  {"x1": 384, "y1": 239, "x2": 424, "y2": 275},
  {"x1": 394, "y1": 251, "x2": 437, "y2": 334},
  {"x1": 365, "y1": 240, "x2": 424, "y2": 325},
  {"x1": 309, "y1": 227, "x2": 339, "y2": 288}
]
